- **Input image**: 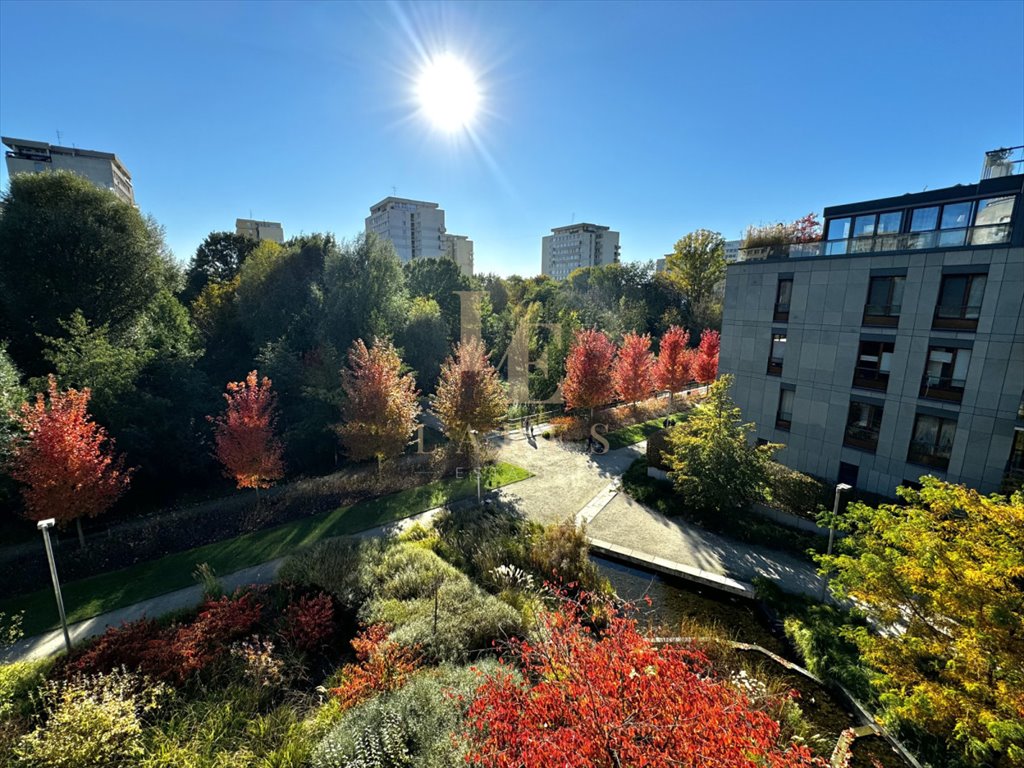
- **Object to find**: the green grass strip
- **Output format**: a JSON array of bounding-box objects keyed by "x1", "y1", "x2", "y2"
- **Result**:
[
  {"x1": 605, "y1": 414, "x2": 684, "y2": 450},
  {"x1": 2, "y1": 462, "x2": 531, "y2": 638}
]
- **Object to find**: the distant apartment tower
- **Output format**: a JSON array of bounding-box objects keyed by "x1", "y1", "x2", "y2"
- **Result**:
[
  {"x1": 442, "y1": 233, "x2": 474, "y2": 276},
  {"x1": 541, "y1": 223, "x2": 620, "y2": 280},
  {"x1": 236, "y1": 218, "x2": 284, "y2": 244},
  {"x1": 719, "y1": 147, "x2": 1024, "y2": 497},
  {"x1": 3, "y1": 135, "x2": 134, "y2": 204},
  {"x1": 724, "y1": 239, "x2": 742, "y2": 263},
  {"x1": 365, "y1": 197, "x2": 446, "y2": 264}
]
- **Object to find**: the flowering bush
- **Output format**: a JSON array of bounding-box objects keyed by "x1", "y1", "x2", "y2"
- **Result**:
[
  {"x1": 279, "y1": 592, "x2": 335, "y2": 652},
  {"x1": 231, "y1": 636, "x2": 286, "y2": 688}
]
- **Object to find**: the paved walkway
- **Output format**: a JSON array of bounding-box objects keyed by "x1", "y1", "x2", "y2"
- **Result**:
[{"x1": 4, "y1": 430, "x2": 826, "y2": 663}]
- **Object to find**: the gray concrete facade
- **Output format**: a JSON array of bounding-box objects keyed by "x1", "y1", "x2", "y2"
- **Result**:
[
  {"x1": 3, "y1": 136, "x2": 134, "y2": 203},
  {"x1": 721, "y1": 176, "x2": 1024, "y2": 497}
]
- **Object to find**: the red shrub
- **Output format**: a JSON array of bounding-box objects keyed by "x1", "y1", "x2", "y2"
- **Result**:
[
  {"x1": 63, "y1": 618, "x2": 169, "y2": 678},
  {"x1": 330, "y1": 625, "x2": 420, "y2": 711},
  {"x1": 280, "y1": 592, "x2": 335, "y2": 652}
]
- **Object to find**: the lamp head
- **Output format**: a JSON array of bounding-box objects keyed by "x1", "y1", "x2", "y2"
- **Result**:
[
  {"x1": 37, "y1": 518, "x2": 56, "y2": 530},
  {"x1": 836, "y1": 483, "x2": 853, "y2": 493}
]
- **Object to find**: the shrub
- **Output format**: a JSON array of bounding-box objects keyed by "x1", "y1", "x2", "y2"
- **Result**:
[
  {"x1": 279, "y1": 592, "x2": 335, "y2": 653},
  {"x1": 313, "y1": 661, "x2": 503, "y2": 768},
  {"x1": 278, "y1": 536, "x2": 381, "y2": 610},
  {"x1": 63, "y1": 619, "x2": 168, "y2": 679},
  {"x1": 529, "y1": 519, "x2": 610, "y2": 595},
  {"x1": 762, "y1": 462, "x2": 827, "y2": 520},
  {"x1": 645, "y1": 427, "x2": 672, "y2": 470},
  {"x1": 433, "y1": 502, "x2": 539, "y2": 586},
  {"x1": 1, "y1": 659, "x2": 53, "y2": 721},
  {"x1": 14, "y1": 669, "x2": 168, "y2": 768},
  {"x1": 330, "y1": 624, "x2": 421, "y2": 711}
]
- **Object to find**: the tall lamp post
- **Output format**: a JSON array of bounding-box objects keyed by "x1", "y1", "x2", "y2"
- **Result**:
[
  {"x1": 819, "y1": 483, "x2": 852, "y2": 602},
  {"x1": 38, "y1": 518, "x2": 72, "y2": 653},
  {"x1": 469, "y1": 429, "x2": 481, "y2": 502}
]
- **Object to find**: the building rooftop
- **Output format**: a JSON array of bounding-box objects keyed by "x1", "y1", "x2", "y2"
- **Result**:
[
  {"x1": 549, "y1": 223, "x2": 612, "y2": 234},
  {"x1": 2, "y1": 135, "x2": 131, "y2": 180},
  {"x1": 369, "y1": 196, "x2": 439, "y2": 212}
]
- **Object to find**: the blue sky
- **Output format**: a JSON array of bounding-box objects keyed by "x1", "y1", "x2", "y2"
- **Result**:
[{"x1": 2, "y1": 0, "x2": 1022, "y2": 276}]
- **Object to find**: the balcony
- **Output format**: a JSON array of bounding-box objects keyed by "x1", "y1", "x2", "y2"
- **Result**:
[
  {"x1": 920, "y1": 374, "x2": 966, "y2": 403},
  {"x1": 843, "y1": 426, "x2": 880, "y2": 452},
  {"x1": 736, "y1": 242, "x2": 824, "y2": 262},
  {"x1": 907, "y1": 442, "x2": 951, "y2": 471},
  {"x1": 766, "y1": 357, "x2": 784, "y2": 376},
  {"x1": 852, "y1": 366, "x2": 889, "y2": 391},
  {"x1": 863, "y1": 304, "x2": 901, "y2": 327},
  {"x1": 826, "y1": 224, "x2": 1011, "y2": 256}
]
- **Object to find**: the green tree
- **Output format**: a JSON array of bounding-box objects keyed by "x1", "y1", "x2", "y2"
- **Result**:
[
  {"x1": 399, "y1": 297, "x2": 450, "y2": 392},
  {"x1": 665, "y1": 229, "x2": 726, "y2": 333},
  {"x1": 0, "y1": 171, "x2": 172, "y2": 370},
  {"x1": 183, "y1": 231, "x2": 257, "y2": 303},
  {"x1": 0, "y1": 343, "x2": 26, "y2": 460},
  {"x1": 403, "y1": 257, "x2": 473, "y2": 341},
  {"x1": 663, "y1": 375, "x2": 776, "y2": 515},
  {"x1": 819, "y1": 478, "x2": 1024, "y2": 765}
]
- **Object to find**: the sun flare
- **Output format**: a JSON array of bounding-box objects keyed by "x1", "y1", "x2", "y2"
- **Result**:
[{"x1": 416, "y1": 53, "x2": 481, "y2": 133}]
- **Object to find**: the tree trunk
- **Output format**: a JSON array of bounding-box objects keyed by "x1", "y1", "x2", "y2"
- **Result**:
[{"x1": 76, "y1": 517, "x2": 86, "y2": 549}]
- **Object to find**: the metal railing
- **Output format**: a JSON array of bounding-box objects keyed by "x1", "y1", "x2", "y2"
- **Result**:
[
  {"x1": 852, "y1": 367, "x2": 889, "y2": 391},
  {"x1": 907, "y1": 442, "x2": 951, "y2": 470}
]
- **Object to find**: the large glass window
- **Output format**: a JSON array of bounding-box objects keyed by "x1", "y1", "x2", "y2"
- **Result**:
[
  {"x1": 776, "y1": 389, "x2": 794, "y2": 430},
  {"x1": 852, "y1": 215, "x2": 876, "y2": 238},
  {"x1": 774, "y1": 278, "x2": 793, "y2": 322},
  {"x1": 825, "y1": 218, "x2": 851, "y2": 254},
  {"x1": 853, "y1": 339, "x2": 895, "y2": 391},
  {"x1": 934, "y1": 274, "x2": 986, "y2": 329},
  {"x1": 876, "y1": 211, "x2": 902, "y2": 234},
  {"x1": 921, "y1": 346, "x2": 971, "y2": 402},
  {"x1": 863, "y1": 276, "x2": 905, "y2": 326},
  {"x1": 767, "y1": 333, "x2": 786, "y2": 376},
  {"x1": 971, "y1": 196, "x2": 1016, "y2": 245},
  {"x1": 910, "y1": 206, "x2": 940, "y2": 232},
  {"x1": 908, "y1": 413, "x2": 957, "y2": 470},
  {"x1": 938, "y1": 201, "x2": 973, "y2": 247},
  {"x1": 844, "y1": 401, "x2": 884, "y2": 452}
]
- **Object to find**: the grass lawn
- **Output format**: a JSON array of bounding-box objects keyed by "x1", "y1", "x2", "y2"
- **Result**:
[
  {"x1": 605, "y1": 413, "x2": 685, "y2": 450},
  {"x1": 2, "y1": 462, "x2": 531, "y2": 638}
]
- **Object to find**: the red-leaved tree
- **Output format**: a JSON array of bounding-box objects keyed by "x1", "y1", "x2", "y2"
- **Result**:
[
  {"x1": 612, "y1": 331, "x2": 655, "y2": 408},
  {"x1": 692, "y1": 329, "x2": 721, "y2": 383},
  {"x1": 562, "y1": 329, "x2": 616, "y2": 418},
  {"x1": 8, "y1": 375, "x2": 132, "y2": 547},
  {"x1": 210, "y1": 371, "x2": 284, "y2": 491},
  {"x1": 653, "y1": 325, "x2": 692, "y2": 399},
  {"x1": 433, "y1": 336, "x2": 509, "y2": 454},
  {"x1": 466, "y1": 598, "x2": 821, "y2": 768},
  {"x1": 338, "y1": 337, "x2": 420, "y2": 472}
]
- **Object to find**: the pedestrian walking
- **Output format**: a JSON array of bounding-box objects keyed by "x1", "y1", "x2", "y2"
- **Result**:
[{"x1": 524, "y1": 413, "x2": 532, "y2": 438}]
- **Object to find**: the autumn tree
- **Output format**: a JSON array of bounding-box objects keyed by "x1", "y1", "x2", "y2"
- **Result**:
[
  {"x1": 611, "y1": 331, "x2": 655, "y2": 408},
  {"x1": 8, "y1": 376, "x2": 132, "y2": 547},
  {"x1": 819, "y1": 478, "x2": 1024, "y2": 765},
  {"x1": 562, "y1": 329, "x2": 616, "y2": 418},
  {"x1": 664, "y1": 375, "x2": 776, "y2": 515},
  {"x1": 665, "y1": 229, "x2": 726, "y2": 333},
  {"x1": 692, "y1": 328, "x2": 721, "y2": 383},
  {"x1": 337, "y1": 337, "x2": 420, "y2": 471},
  {"x1": 209, "y1": 370, "x2": 285, "y2": 490},
  {"x1": 465, "y1": 597, "x2": 819, "y2": 768},
  {"x1": 653, "y1": 325, "x2": 692, "y2": 399},
  {"x1": 433, "y1": 337, "x2": 509, "y2": 457}
]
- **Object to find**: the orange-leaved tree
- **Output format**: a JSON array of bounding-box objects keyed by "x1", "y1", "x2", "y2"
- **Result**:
[
  {"x1": 612, "y1": 331, "x2": 655, "y2": 409},
  {"x1": 8, "y1": 375, "x2": 132, "y2": 547},
  {"x1": 562, "y1": 328, "x2": 616, "y2": 419},
  {"x1": 337, "y1": 337, "x2": 420, "y2": 472},
  {"x1": 465, "y1": 597, "x2": 821, "y2": 768},
  {"x1": 654, "y1": 325, "x2": 692, "y2": 399},
  {"x1": 692, "y1": 328, "x2": 720, "y2": 383},
  {"x1": 209, "y1": 370, "x2": 285, "y2": 491},
  {"x1": 433, "y1": 336, "x2": 509, "y2": 454}
]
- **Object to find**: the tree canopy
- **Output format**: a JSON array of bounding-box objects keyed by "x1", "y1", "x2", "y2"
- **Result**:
[{"x1": 666, "y1": 229, "x2": 726, "y2": 333}]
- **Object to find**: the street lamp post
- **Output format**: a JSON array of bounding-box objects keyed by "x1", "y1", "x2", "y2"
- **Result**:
[
  {"x1": 469, "y1": 429, "x2": 481, "y2": 502},
  {"x1": 820, "y1": 483, "x2": 852, "y2": 602},
  {"x1": 37, "y1": 518, "x2": 72, "y2": 653}
]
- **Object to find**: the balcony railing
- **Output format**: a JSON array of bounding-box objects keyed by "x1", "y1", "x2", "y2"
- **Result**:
[
  {"x1": 907, "y1": 442, "x2": 951, "y2": 470},
  {"x1": 920, "y1": 374, "x2": 966, "y2": 403},
  {"x1": 738, "y1": 223, "x2": 1012, "y2": 262},
  {"x1": 843, "y1": 427, "x2": 880, "y2": 452},
  {"x1": 852, "y1": 367, "x2": 890, "y2": 391}
]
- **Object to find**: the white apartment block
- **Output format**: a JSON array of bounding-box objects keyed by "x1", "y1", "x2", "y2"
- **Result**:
[
  {"x1": 365, "y1": 197, "x2": 446, "y2": 264},
  {"x1": 236, "y1": 218, "x2": 284, "y2": 244},
  {"x1": 541, "y1": 223, "x2": 620, "y2": 280},
  {"x1": 442, "y1": 233, "x2": 474, "y2": 276},
  {"x1": 3, "y1": 136, "x2": 134, "y2": 204},
  {"x1": 724, "y1": 239, "x2": 742, "y2": 263}
]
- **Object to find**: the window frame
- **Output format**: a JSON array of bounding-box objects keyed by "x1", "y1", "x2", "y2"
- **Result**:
[
  {"x1": 844, "y1": 400, "x2": 884, "y2": 453},
  {"x1": 773, "y1": 278, "x2": 793, "y2": 323},
  {"x1": 933, "y1": 273, "x2": 986, "y2": 330},
  {"x1": 775, "y1": 388, "x2": 794, "y2": 431},
  {"x1": 920, "y1": 345, "x2": 971, "y2": 403},
  {"x1": 767, "y1": 333, "x2": 786, "y2": 376},
  {"x1": 907, "y1": 413, "x2": 957, "y2": 470},
  {"x1": 863, "y1": 275, "x2": 905, "y2": 327},
  {"x1": 853, "y1": 339, "x2": 895, "y2": 391}
]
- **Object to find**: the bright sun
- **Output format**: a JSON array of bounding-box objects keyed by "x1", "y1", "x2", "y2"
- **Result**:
[{"x1": 416, "y1": 54, "x2": 480, "y2": 133}]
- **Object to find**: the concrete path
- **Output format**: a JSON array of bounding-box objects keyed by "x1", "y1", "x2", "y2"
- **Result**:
[{"x1": 5, "y1": 428, "x2": 826, "y2": 663}]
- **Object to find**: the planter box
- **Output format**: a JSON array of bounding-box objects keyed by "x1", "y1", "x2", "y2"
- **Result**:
[{"x1": 751, "y1": 502, "x2": 836, "y2": 537}]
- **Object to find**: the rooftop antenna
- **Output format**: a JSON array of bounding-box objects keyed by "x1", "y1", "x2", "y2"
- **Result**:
[
  {"x1": 55, "y1": 129, "x2": 63, "y2": 145},
  {"x1": 392, "y1": 185, "x2": 398, "y2": 196}
]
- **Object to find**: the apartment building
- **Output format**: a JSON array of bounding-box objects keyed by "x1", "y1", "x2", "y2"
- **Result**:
[
  {"x1": 365, "y1": 197, "x2": 446, "y2": 264},
  {"x1": 442, "y1": 232, "x2": 474, "y2": 276},
  {"x1": 541, "y1": 223, "x2": 620, "y2": 279},
  {"x1": 720, "y1": 148, "x2": 1024, "y2": 496},
  {"x1": 236, "y1": 218, "x2": 284, "y2": 244},
  {"x1": 3, "y1": 135, "x2": 134, "y2": 204}
]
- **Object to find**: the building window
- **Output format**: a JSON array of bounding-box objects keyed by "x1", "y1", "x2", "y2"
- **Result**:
[
  {"x1": 774, "y1": 278, "x2": 792, "y2": 322},
  {"x1": 863, "y1": 275, "x2": 904, "y2": 326},
  {"x1": 824, "y1": 217, "x2": 851, "y2": 255},
  {"x1": 767, "y1": 333, "x2": 786, "y2": 376},
  {"x1": 971, "y1": 196, "x2": 1015, "y2": 245},
  {"x1": 933, "y1": 273, "x2": 986, "y2": 330},
  {"x1": 776, "y1": 389, "x2": 794, "y2": 430},
  {"x1": 853, "y1": 339, "x2": 894, "y2": 391},
  {"x1": 844, "y1": 401, "x2": 883, "y2": 452},
  {"x1": 1007, "y1": 430, "x2": 1024, "y2": 477},
  {"x1": 907, "y1": 413, "x2": 957, "y2": 470},
  {"x1": 921, "y1": 346, "x2": 971, "y2": 403}
]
